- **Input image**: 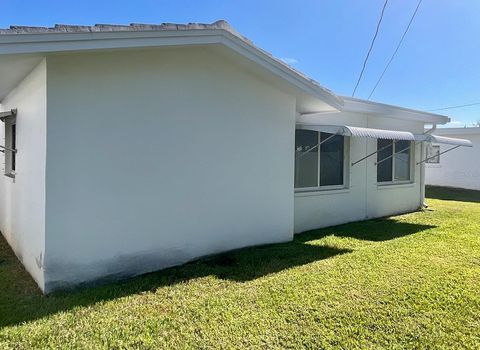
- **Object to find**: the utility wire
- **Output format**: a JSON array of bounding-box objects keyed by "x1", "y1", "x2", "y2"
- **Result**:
[
  {"x1": 352, "y1": 0, "x2": 389, "y2": 97},
  {"x1": 367, "y1": 0, "x2": 423, "y2": 100},
  {"x1": 428, "y1": 102, "x2": 480, "y2": 112}
]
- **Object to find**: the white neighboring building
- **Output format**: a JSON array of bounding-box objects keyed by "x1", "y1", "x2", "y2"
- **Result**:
[
  {"x1": 0, "y1": 21, "x2": 472, "y2": 293},
  {"x1": 426, "y1": 127, "x2": 479, "y2": 190}
]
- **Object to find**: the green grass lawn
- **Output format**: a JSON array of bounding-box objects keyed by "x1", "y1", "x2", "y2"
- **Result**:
[{"x1": 1, "y1": 186, "x2": 480, "y2": 349}]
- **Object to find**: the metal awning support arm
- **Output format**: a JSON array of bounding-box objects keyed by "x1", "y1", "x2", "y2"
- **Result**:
[
  {"x1": 375, "y1": 142, "x2": 416, "y2": 166},
  {"x1": 351, "y1": 141, "x2": 397, "y2": 166},
  {"x1": 0, "y1": 145, "x2": 17, "y2": 153},
  {"x1": 416, "y1": 145, "x2": 461, "y2": 165},
  {"x1": 295, "y1": 133, "x2": 337, "y2": 160}
]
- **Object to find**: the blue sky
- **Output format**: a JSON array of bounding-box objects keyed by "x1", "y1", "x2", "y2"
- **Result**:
[{"x1": 2, "y1": 0, "x2": 479, "y2": 126}]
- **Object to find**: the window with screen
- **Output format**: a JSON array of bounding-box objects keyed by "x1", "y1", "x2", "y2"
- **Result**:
[
  {"x1": 377, "y1": 139, "x2": 412, "y2": 184},
  {"x1": 4, "y1": 117, "x2": 16, "y2": 178},
  {"x1": 295, "y1": 130, "x2": 346, "y2": 190}
]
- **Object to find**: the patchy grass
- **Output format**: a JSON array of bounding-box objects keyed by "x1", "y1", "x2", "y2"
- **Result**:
[{"x1": 1, "y1": 187, "x2": 479, "y2": 349}]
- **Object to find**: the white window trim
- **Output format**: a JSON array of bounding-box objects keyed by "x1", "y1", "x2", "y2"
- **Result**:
[
  {"x1": 295, "y1": 188, "x2": 351, "y2": 197},
  {"x1": 377, "y1": 182, "x2": 416, "y2": 190},
  {"x1": 376, "y1": 140, "x2": 414, "y2": 186},
  {"x1": 295, "y1": 134, "x2": 350, "y2": 193}
]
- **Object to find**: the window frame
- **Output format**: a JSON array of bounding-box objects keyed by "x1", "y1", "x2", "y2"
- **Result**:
[
  {"x1": 376, "y1": 140, "x2": 414, "y2": 186},
  {"x1": 295, "y1": 130, "x2": 350, "y2": 193},
  {"x1": 426, "y1": 144, "x2": 440, "y2": 164},
  {"x1": 4, "y1": 116, "x2": 17, "y2": 178}
]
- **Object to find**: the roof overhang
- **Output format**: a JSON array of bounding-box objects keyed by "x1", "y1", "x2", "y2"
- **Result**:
[
  {"x1": 0, "y1": 21, "x2": 343, "y2": 112},
  {"x1": 339, "y1": 96, "x2": 450, "y2": 125},
  {"x1": 0, "y1": 54, "x2": 44, "y2": 101}
]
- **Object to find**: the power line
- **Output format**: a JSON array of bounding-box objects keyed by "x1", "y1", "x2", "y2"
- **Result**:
[
  {"x1": 367, "y1": 0, "x2": 423, "y2": 100},
  {"x1": 428, "y1": 102, "x2": 480, "y2": 112},
  {"x1": 352, "y1": 0, "x2": 389, "y2": 97}
]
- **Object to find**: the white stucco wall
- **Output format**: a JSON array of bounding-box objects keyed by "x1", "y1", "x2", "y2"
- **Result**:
[
  {"x1": 294, "y1": 113, "x2": 424, "y2": 233},
  {"x1": 0, "y1": 59, "x2": 47, "y2": 289},
  {"x1": 426, "y1": 130, "x2": 480, "y2": 191},
  {"x1": 44, "y1": 47, "x2": 296, "y2": 291}
]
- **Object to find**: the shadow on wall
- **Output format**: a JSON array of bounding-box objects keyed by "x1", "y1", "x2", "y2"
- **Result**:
[
  {"x1": 0, "y1": 214, "x2": 434, "y2": 328},
  {"x1": 426, "y1": 185, "x2": 480, "y2": 203}
]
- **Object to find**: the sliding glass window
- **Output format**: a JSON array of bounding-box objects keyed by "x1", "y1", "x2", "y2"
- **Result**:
[
  {"x1": 377, "y1": 139, "x2": 412, "y2": 184},
  {"x1": 295, "y1": 130, "x2": 345, "y2": 190}
]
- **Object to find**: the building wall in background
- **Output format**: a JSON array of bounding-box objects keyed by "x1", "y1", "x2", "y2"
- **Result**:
[{"x1": 426, "y1": 129, "x2": 480, "y2": 191}]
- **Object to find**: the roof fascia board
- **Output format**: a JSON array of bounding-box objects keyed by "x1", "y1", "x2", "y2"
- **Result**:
[
  {"x1": 0, "y1": 29, "x2": 343, "y2": 110},
  {"x1": 0, "y1": 30, "x2": 224, "y2": 54},
  {"x1": 342, "y1": 97, "x2": 449, "y2": 124}
]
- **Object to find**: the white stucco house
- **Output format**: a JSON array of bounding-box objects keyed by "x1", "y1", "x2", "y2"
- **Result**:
[
  {"x1": 0, "y1": 20, "x2": 472, "y2": 293},
  {"x1": 426, "y1": 127, "x2": 477, "y2": 190}
]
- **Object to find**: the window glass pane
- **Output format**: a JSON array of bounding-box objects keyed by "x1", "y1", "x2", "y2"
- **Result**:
[
  {"x1": 394, "y1": 140, "x2": 411, "y2": 181},
  {"x1": 11, "y1": 124, "x2": 16, "y2": 172},
  {"x1": 295, "y1": 130, "x2": 318, "y2": 188},
  {"x1": 320, "y1": 133, "x2": 344, "y2": 186},
  {"x1": 4, "y1": 118, "x2": 16, "y2": 177},
  {"x1": 377, "y1": 139, "x2": 393, "y2": 182}
]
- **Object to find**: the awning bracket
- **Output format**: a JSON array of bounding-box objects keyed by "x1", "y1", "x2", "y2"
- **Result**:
[
  {"x1": 0, "y1": 145, "x2": 17, "y2": 154},
  {"x1": 0, "y1": 109, "x2": 17, "y2": 122}
]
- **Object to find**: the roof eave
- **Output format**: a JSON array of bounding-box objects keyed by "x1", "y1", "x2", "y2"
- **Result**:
[
  {"x1": 0, "y1": 27, "x2": 343, "y2": 111},
  {"x1": 341, "y1": 96, "x2": 450, "y2": 124}
]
